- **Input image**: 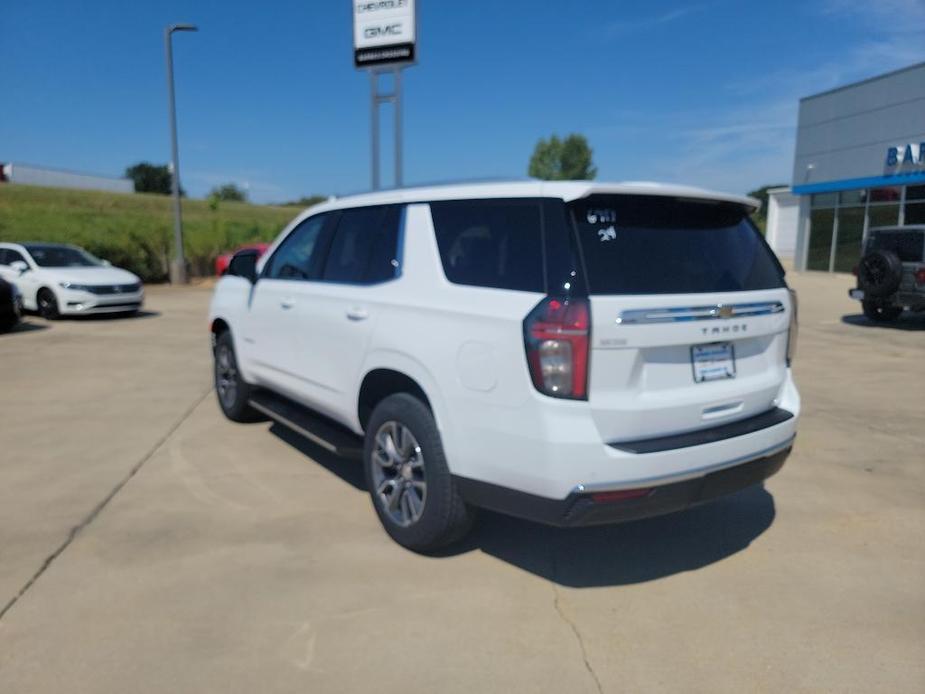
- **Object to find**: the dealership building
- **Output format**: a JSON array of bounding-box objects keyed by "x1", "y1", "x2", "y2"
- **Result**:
[{"x1": 770, "y1": 62, "x2": 925, "y2": 272}]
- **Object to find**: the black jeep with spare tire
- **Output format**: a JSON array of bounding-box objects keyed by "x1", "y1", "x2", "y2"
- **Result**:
[{"x1": 850, "y1": 225, "x2": 925, "y2": 322}]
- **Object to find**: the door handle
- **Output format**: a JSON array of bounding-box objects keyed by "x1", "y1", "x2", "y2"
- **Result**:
[
  {"x1": 280, "y1": 298, "x2": 295, "y2": 310},
  {"x1": 346, "y1": 307, "x2": 369, "y2": 321}
]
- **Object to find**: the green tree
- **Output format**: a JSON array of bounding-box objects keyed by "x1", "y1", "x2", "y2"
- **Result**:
[
  {"x1": 209, "y1": 183, "x2": 248, "y2": 202},
  {"x1": 125, "y1": 162, "x2": 175, "y2": 195},
  {"x1": 528, "y1": 134, "x2": 597, "y2": 180},
  {"x1": 746, "y1": 185, "x2": 787, "y2": 222},
  {"x1": 281, "y1": 195, "x2": 328, "y2": 208}
]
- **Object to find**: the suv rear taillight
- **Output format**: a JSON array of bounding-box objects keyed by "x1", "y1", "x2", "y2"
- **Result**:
[
  {"x1": 524, "y1": 296, "x2": 590, "y2": 400},
  {"x1": 786, "y1": 288, "x2": 798, "y2": 366},
  {"x1": 915, "y1": 268, "x2": 925, "y2": 285}
]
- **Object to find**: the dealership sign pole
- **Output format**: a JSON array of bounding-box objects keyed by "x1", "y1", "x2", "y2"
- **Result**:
[{"x1": 353, "y1": 0, "x2": 416, "y2": 190}]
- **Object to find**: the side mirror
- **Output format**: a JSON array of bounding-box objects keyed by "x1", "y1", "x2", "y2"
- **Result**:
[
  {"x1": 227, "y1": 249, "x2": 259, "y2": 283},
  {"x1": 101, "y1": 259, "x2": 112, "y2": 267},
  {"x1": 10, "y1": 260, "x2": 28, "y2": 275}
]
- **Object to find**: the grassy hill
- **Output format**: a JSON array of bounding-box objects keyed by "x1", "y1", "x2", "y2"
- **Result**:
[{"x1": 0, "y1": 184, "x2": 300, "y2": 281}]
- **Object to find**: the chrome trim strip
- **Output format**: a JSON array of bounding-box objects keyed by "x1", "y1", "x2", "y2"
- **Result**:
[
  {"x1": 617, "y1": 301, "x2": 785, "y2": 324},
  {"x1": 572, "y1": 436, "x2": 795, "y2": 495}
]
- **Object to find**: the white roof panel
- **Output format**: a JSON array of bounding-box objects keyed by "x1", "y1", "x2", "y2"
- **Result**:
[{"x1": 304, "y1": 180, "x2": 760, "y2": 216}]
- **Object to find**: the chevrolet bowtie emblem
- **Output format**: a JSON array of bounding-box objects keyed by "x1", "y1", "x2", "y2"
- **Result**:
[{"x1": 717, "y1": 305, "x2": 734, "y2": 319}]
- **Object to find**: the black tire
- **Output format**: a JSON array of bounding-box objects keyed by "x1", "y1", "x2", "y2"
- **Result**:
[
  {"x1": 364, "y1": 393, "x2": 476, "y2": 552},
  {"x1": 213, "y1": 330, "x2": 260, "y2": 422},
  {"x1": 37, "y1": 288, "x2": 60, "y2": 320},
  {"x1": 858, "y1": 250, "x2": 903, "y2": 298},
  {"x1": 862, "y1": 300, "x2": 903, "y2": 323}
]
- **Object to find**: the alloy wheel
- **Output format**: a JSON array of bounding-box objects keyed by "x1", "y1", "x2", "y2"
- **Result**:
[
  {"x1": 39, "y1": 291, "x2": 57, "y2": 319},
  {"x1": 215, "y1": 344, "x2": 238, "y2": 408},
  {"x1": 371, "y1": 421, "x2": 427, "y2": 527}
]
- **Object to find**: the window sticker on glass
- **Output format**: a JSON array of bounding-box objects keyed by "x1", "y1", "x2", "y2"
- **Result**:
[
  {"x1": 598, "y1": 226, "x2": 617, "y2": 242},
  {"x1": 586, "y1": 208, "x2": 616, "y2": 224}
]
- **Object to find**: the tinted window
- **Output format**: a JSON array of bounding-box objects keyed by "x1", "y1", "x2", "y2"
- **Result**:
[
  {"x1": 905, "y1": 205, "x2": 925, "y2": 225},
  {"x1": 24, "y1": 244, "x2": 100, "y2": 267},
  {"x1": 322, "y1": 206, "x2": 401, "y2": 284},
  {"x1": 0, "y1": 249, "x2": 8, "y2": 265},
  {"x1": 6, "y1": 249, "x2": 27, "y2": 266},
  {"x1": 867, "y1": 230, "x2": 924, "y2": 262},
  {"x1": 569, "y1": 195, "x2": 785, "y2": 295},
  {"x1": 264, "y1": 215, "x2": 330, "y2": 280},
  {"x1": 430, "y1": 200, "x2": 544, "y2": 292}
]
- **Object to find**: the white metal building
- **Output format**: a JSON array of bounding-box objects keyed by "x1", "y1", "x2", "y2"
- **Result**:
[
  {"x1": 0, "y1": 162, "x2": 133, "y2": 194},
  {"x1": 765, "y1": 187, "x2": 800, "y2": 263},
  {"x1": 790, "y1": 62, "x2": 925, "y2": 272}
]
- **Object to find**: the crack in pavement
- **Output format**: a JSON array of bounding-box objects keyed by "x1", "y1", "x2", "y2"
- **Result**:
[
  {"x1": 549, "y1": 541, "x2": 604, "y2": 694},
  {"x1": 0, "y1": 386, "x2": 212, "y2": 623}
]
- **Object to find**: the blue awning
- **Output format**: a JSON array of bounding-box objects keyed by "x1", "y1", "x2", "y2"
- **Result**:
[{"x1": 793, "y1": 171, "x2": 925, "y2": 195}]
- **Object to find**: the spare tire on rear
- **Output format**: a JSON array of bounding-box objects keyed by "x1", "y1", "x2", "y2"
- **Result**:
[{"x1": 858, "y1": 249, "x2": 902, "y2": 298}]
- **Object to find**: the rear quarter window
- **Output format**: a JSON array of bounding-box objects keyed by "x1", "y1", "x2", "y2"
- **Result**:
[
  {"x1": 569, "y1": 194, "x2": 785, "y2": 295},
  {"x1": 429, "y1": 199, "x2": 544, "y2": 292}
]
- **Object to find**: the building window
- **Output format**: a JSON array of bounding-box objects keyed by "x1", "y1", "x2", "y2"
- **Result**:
[
  {"x1": 904, "y1": 185, "x2": 925, "y2": 225},
  {"x1": 834, "y1": 205, "x2": 865, "y2": 272},
  {"x1": 807, "y1": 208, "x2": 835, "y2": 270},
  {"x1": 869, "y1": 186, "x2": 901, "y2": 203},
  {"x1": 839, "y1": 189, "x2": 866, "y2": 206},
  {"x1": 868, "y1": 203, "x2": 900, "y2": 229},
  {"x1": 811, "y1": 193, "x2": 837, "y2": 208},
  {"x1": 804, "y1": 184, "x2": 922, "y2": 272}
]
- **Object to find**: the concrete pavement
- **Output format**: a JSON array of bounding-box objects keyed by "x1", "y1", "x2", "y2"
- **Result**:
[{"x1": 0, "y1": 277, "x2": 923, "y2": 693}]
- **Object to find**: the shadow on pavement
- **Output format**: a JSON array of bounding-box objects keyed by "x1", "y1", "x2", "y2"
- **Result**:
[
  {"x1": 74, "y1": 310, "x2": 162, "y2": 321},
  {"x1": 269, "y1": 422, "x2": 366, "y2": 491},
  {"x1": 22, "y1": 310, "x2": 162, "y2": 323},
  {"x1": 271, "y1": 419, "x2": 776, "y2": 587},
  {"x1": 841, "y1": 313, "x2": 925, "y2": 331},
  {"x1": 451, "y1": 486, "x2": 775, "y2": 587},
  {"x1": 1, "y1": 320, "x2": 49, "y2": 335}
]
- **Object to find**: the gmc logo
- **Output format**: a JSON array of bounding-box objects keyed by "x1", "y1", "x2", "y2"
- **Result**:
[{"x1": 364, "y1": 24, "x2": 403, "y2": 38}]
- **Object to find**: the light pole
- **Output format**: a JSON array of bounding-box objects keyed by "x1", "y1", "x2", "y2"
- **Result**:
[{"x1": 165, "y1": 23, "x2": 197, "y2": 284}]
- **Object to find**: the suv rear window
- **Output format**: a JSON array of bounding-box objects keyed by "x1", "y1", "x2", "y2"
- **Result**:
[
  {"x1": 866, "y1": 229, "x2": 924, "y2": 262},
  {"x1": 430, "y1": 199, "x2": 544, "y2": 292},
  {"x1": 569, "y1": 195, "x2": 785, "y2": 295}
]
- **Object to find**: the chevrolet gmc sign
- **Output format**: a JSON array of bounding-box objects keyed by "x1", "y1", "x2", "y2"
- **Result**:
[{"x1": 353, "y1": 0, "x2": 416, "y2": 68}]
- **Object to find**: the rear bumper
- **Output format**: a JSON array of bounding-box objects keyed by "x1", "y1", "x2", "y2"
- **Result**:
[
  {"x1": 850, "y1": 288, "x2": 925, "y2": 308},
  {"x1": 455, "y1": 443, "x2": 791, "y2": 527}
]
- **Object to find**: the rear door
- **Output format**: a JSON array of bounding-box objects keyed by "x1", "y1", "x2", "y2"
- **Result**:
[
  {"x1": 568, "y1": 194, "x2": 792, "y2": 444},
  {"x1": 286, "y1": 205, "x2": 403, "y2": 423}
]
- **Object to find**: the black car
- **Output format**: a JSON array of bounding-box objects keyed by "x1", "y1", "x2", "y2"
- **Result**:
[
  {"x1": 850, "y1": 225, "x2": 925, "y2": 322},
  {"x1": 0, "y1": 277, "x2": 22, "y2": 332}
]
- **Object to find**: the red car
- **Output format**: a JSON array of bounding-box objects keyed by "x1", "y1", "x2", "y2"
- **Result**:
[{"x1": 215, "y1": 243, "x2": 270, "y2": 277}]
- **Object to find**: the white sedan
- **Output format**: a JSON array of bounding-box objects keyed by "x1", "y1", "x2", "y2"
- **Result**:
[{"x1": 0, "y1": 242, "x2": 144, "y2": 319}]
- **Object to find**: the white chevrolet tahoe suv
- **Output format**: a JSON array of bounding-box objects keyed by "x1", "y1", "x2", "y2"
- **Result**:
[{"x1": 209, "y1": 181, "x2": 799, "y2": 551}]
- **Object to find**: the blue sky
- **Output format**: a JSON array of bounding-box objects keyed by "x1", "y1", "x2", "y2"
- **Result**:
[{"x1": 2, "y1": 0, "x2": 924, "y2": 203}]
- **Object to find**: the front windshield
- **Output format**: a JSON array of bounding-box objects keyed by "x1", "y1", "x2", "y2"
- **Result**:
[{"x1": 24, "y1": 245, "x2": 102, "y2": 268}]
